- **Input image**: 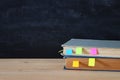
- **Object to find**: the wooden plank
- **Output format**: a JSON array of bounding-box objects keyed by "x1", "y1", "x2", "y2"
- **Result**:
[
  {"x1": 0, "y1": 59, "x2": 63, "y2": 71},
  {"x1": 65, "y1": 58, "x2": 120, "y2": 71},
  {"x1": 0, "y1": 59, "x2": 119, "y2": 80}
]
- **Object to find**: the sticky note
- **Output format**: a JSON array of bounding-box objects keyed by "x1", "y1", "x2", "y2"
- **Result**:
[
  {"x1": 66, "y1": 49, "x2": 72, "y2": 55},
  {"x1": 72, "y1": 61, "x2": 79, "y2": 67},
  {"x1": 88, "y1": 58, "x2": 95, "y2": 67},
  {"x1": 76, "y1": 47, "x2": 82, "y2": 55},
  {"x1": 90, "y1": 48, "x2": 98, "y2": 55}
]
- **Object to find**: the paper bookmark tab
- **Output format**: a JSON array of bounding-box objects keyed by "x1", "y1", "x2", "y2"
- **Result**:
[
  {"x1": 66, "y1": 49, "x2": 72, "y2": 55},
  {"x1": 76, "y1": 47, "x2": 82, "y2": 55},
  {"x1": 90, "y1": 48, "x2": 98, "y2": 55},
  {"x1": 72, "y1": 61, "x2": 79, "y2": 68},
  {"x1": 88, "y1": 58, "x2": 95, "y2": 67}
]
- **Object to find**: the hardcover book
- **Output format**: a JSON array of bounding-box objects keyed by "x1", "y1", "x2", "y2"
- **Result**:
[{"x1": 61, "y1": 39, "x2": 120, "y2": 71}]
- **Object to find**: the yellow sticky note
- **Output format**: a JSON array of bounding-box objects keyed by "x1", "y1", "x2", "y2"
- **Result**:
[
  {"x1": 72, "y1": 61, "x2": 79, "y2": 68},
  {"x1": 76, "y1": 47, "x2": 82, "y2": 55},
  {"x1": 88, "y1": 58, "x2": 95, "y2": 67}
]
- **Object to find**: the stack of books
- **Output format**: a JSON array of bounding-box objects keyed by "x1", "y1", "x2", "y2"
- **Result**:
[{"x1": 61, "y1": 39, "x2": 120, "y2": 71}]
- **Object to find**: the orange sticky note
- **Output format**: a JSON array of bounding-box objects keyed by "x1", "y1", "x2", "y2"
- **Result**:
[
  {"x1": 72, "y1": 61, "x2": 79, "y2": 68},
  {"x1": 88, "y1": 58, "x2": 95, "y2": 67}
]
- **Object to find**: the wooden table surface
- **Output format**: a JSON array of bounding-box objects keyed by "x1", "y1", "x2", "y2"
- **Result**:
[{"x1": 0, "y1": 59, "x2": 119, "y2": 80}]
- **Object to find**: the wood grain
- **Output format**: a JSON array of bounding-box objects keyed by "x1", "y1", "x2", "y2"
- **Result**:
[
  {"x1": 0, "y1": 59, "x2": 119, "y2": 80},
  {"x1": 65, "y1": 58, "x2": 120, "y2": 70}
]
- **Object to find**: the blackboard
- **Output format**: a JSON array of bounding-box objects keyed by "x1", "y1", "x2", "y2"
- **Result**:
[{"x1": 0, "y1": 0, "x2": 120, "y2": 58}]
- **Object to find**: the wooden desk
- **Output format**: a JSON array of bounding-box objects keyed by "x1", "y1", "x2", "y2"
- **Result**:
[{"x1": 0, "y1": 59, "x2": 119, "y2": 80}]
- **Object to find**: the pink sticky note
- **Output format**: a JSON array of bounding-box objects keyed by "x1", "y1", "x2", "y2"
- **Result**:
[{"x1": 90, "y1": 48, "x2": 98, "y2": 55}]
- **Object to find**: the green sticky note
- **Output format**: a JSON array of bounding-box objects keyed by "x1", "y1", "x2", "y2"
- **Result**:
[
  {"x1": 88, "y1": 58, "x2": 95, "y2": 67},
  {"x1": 76, "y1": 47, "x2": 82, "y2": 55}
]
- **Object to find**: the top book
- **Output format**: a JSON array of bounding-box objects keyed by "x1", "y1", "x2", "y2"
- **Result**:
[{"x1": 61, "y1": 39, "x2": 120, "y2": 58}]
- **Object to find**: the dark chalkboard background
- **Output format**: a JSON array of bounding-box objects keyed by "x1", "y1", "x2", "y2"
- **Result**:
[{"x1": 0, "y1": 0, "x2": 120, "y2": 58}]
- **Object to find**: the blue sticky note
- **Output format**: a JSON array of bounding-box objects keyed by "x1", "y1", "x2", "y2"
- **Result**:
[{"x1": 66, "y1": 49, "x2": 72, "y2": 55}]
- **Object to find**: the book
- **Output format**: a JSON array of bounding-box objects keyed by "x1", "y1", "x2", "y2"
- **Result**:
[{"x1": 61, "y1": 39, "x2": 120, "y2": 71}]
